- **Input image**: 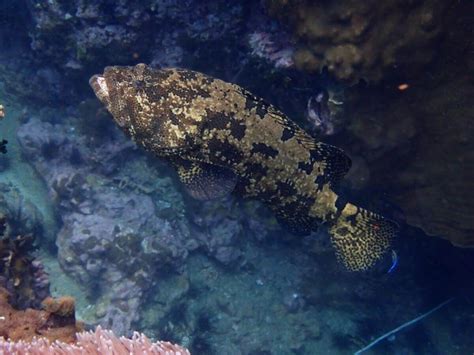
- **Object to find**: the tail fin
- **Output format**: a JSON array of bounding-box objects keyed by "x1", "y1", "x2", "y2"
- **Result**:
[{"x1": 328, "y1": 203, "x2": 398, "y2": 271}]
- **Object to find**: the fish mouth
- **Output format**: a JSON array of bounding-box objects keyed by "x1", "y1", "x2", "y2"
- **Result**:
[{"x1": 89, "y1": 74, "x2": 110, "y2": 106}]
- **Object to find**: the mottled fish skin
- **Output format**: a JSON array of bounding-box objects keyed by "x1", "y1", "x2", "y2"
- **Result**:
[{"x1": 90, "y1": 63, "x2": 397, "y2": 271}]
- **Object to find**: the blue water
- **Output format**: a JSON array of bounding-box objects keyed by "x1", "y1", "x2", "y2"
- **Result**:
[{"x1": 0, "y1": 1, "x2": 473, "y2": 354}]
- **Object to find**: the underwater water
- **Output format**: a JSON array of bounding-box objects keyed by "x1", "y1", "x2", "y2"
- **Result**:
[{"x1": 0, "y1": 0, "x2": 473, "y2": 354}]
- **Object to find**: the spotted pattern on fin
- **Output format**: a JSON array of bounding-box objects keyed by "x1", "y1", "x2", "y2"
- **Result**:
[
  {"x1": 329, "y1": 203, "x2": 398, "y2": 271},
  {"x1": 171, "y1": 158, "x2": 237, "y2": 200}
]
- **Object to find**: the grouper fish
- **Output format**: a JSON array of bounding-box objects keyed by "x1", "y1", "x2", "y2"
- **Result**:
[{"x1": 90, "y1": 63, "x2": 398, "y2": 271}]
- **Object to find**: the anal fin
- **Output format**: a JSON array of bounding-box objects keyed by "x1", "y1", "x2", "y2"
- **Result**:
[
  {"x1": 271, "y1": 203, "x2": 319, "y2": 236},
  {"x1": 171, "y1": 158, "x2": 238, "y2": 201}
]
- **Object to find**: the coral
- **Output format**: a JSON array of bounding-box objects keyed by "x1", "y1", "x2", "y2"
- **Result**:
[
  {"x1": 0, "y1": 182, "x2": 44, "y2": 237},
  {"x1": 0, "y1": 1, "x2": 270, "y2": 104},
  {"x1": 0, "y1": 104, "x2": 4, "y2": 118},
  {"x1": 16, "y1": 110, "x2": 290, "y2": 334},
  {"x1": 340, "y1": 15, "x2": 474, "y2": 246},
  {"x1": 42, "y1": 296, "x2": 76, "y2": 318},
  {"x1": 25, "y1": 0, "x2": 249, "y2": 73},
  {"x1": 0, "y1": 326, "x2": 190, "y2": 354},
  {"x1": 0, "y1": 62, "x2": 67, "y2": 104},
  {"x1": 17, "y1": 115, "x2": 191, "y2": 334},
  {"x1": 2, "y1": 1, "x2": 473, "y2": 354},
  {"x1": 0, "y1": 289, "x2": 189, "y2": 354},
  {"x1": 188, "y1": 196, "x2": 284, "y2": 265},
  {"x1": 0, "y1": 214, "x2": 50, "y2": 309},
  {"x1": 270, "y1": 0, "x2": 474, "y2": 247},
  {"x1": 0, "y1": 287, "x2": 80, "y2": 343},
  {"x1": 248, "y1": 31, "x2": 294, "y2": 69},
  {"x1": 305, "y1": 89, "x2": 346, "y2": 137},
  {"x1": 264, "y1": 0, "x2": 451, "y2": 83}
]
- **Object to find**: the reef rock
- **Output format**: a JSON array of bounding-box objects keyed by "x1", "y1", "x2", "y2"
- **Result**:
[
  {"x1": 0, "y1": 215, "x2": 50, "y2": 309},
  {"x1": 264, "y1": 0, "x2": 452, "y2": 83},
  {"x1": 339, "y1": 6, "x2": 474, "y2": 246},
  {"x1": 17, "y1": 114, "x2": 192, "y2": 334},
  {"x1": 26, "y1": 0, "x2": 247, "y2": 74},
  {"x1": 16, "y1": 109, "x2": 283, "y2": 334}
]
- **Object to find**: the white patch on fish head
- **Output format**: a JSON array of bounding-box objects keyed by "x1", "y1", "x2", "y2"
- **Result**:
[
  {"x1": 89, "y1": 75, "x2": 110, "y2": 107},
  {"x1": 96, "y1": 76, "x2": 109, "y2": 95}
]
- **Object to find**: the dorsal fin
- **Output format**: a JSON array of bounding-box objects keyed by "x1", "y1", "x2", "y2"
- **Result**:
[
  {"x1": 267, "y1": 106, "x2": 351, "y2": 187},
  {"x1": 308, "y1": 142, "x2": 352, "y2": 187},
  {"x1": 239, "y1": 87, "x2": 351, "y2": 186}
]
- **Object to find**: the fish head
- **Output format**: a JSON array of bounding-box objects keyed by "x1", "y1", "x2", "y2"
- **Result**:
[{"x1": 89, "y1": 64, "x2": 201, "y2": 156}]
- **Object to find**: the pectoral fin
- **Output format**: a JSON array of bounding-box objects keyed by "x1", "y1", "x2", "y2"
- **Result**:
[{"x1": 171, "y1": 158, "x2": 238, "y2": 200}]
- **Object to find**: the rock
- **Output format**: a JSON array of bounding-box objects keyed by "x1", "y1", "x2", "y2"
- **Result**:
[
  {"x1": 265, "y1": 0, "x2": 451, "y2": 83},
  {"x1": 340, "y1": 15, "x2": 474, "y2": 246}
]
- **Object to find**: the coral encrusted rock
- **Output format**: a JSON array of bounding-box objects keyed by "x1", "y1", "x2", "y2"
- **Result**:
[{"x1": 265, "y1": 0, "x2": 452, "y2": 83}]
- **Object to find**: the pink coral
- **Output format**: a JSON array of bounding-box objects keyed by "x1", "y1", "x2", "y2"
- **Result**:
[{"x1": 0, "y1": 326, "x2": 190, "y2": 355}]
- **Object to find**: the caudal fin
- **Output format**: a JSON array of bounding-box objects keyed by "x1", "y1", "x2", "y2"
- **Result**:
[{"x1": 328, "y1": 203, "x2": 398, "y2": 271}]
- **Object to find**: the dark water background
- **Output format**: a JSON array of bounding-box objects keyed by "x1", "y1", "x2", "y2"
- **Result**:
[{"x1": 0, "y1": 1, "x2": 473, "y2": 354}]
